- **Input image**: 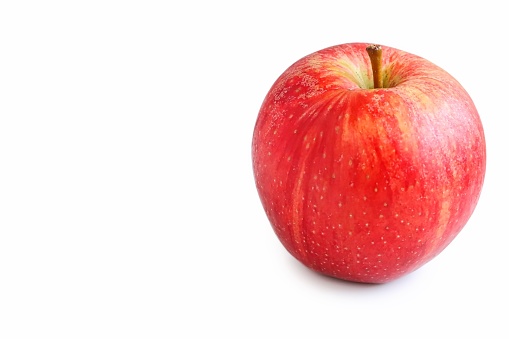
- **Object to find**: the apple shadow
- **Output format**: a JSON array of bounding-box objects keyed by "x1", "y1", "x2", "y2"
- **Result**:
[{"x1": 284, "y1": 254, "x2": 421, "y2": 293}]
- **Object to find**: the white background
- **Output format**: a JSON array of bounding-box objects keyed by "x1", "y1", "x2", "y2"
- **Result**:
[{"x1": 0, "y1": 1, "x2": 507, "y2": 338}]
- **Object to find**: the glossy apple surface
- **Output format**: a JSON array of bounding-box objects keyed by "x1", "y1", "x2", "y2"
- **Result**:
[{"x1": 252, "y1": 43, "x2": 486, "y2": 283}]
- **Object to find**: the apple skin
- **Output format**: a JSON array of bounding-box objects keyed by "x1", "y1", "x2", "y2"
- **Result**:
[{"x1": 252, "y1": 43, "x2": 486, "y2": 284}]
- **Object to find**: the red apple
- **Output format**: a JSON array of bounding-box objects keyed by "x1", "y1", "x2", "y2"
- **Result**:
[{"x1": 252, "y1": 43, "x2": 486, "y2": 284}]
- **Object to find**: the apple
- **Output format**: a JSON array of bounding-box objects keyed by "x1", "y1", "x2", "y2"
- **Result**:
[{"x1": 252, "y1": 43, "x2": 486, "y2": 284}]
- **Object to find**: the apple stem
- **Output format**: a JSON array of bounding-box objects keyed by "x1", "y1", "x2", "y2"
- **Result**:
[{"x1": 366, "y1": 44, "x2": 383, "y2": 89}]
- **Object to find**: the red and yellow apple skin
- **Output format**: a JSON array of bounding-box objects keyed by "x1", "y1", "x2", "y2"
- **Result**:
[{"x1": 252, "y1": 43, "x2": 486, "y2": 283}]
